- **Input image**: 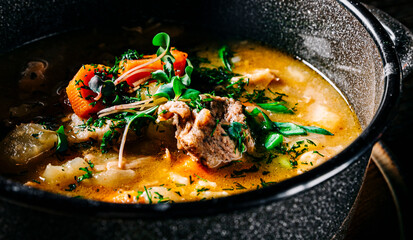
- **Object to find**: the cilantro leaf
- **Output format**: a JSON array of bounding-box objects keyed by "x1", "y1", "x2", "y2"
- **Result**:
[{"x1": 56, "y1": 125, "x2": 68, "y2": 153}]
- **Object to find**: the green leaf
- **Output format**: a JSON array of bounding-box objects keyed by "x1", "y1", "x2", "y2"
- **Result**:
[
  {"x1": 123, "y1": 107, "x2": 158, "y2": 137},
  {"x1": 250, "y1": 108, "x2": 274, "y2": 131},
  {"x1": 300, "y1": 125, "x2": 333, "y2": 135},
  {"x1": 163, "y1": 55, "x2": 175, "y2": 79},
  {"x1": 101, "y1": 81, "x2": 115, "y2": 97},
  {"x1": 152, "y1": 32, "x2": 171, "y2": 55},
  {"x1": 124, "y1": 113, "x2": 156, "y2": 124},
  {"x1": 112, "y1": 95, "x2": 122, "y2": 105},
  {"x1": 151, "y1": 70, "x2": 170, "y2": 83},
  {"x1": 257, "y1": 102, "x2": 293, "y2": 114},
  {"x1": 264, "y1": 132, "x2": 283, "y2": 150},
  {"x1": 56, "y1": 125, "x2": 68, "y2": 153},
  {"x1": 218, "y1": 45, "x2": 234, "y2": 71},
  {"x1": 248, "y1": 108, "x2": 261, "y2": 117},
  {"x1": 124, "y1": 106, "x2": 158, "y2": 123},
  {"x1": 152, "y1": 32, "x2": 176, "y2": 78},
  {"x1": 100, "y1": 129, "x2": 121, "y2": 153},
  {"x1": 222, "y1": 122, "x2": 248, "y2": 153},
  {"x1": 88, "y1": 75, "x2": 114, "y2": 97},
  {"x1": 273, "y1": 122, "x2": 307, "y2": 136},
  {"x1": 172, "y1": 76, "x2": 186, "y2": 99},
  {"x1": 180, "y1": 59, "x2": 193, "y2": 86},
  {"x1": 179, "y1": 88, "x2": 200, "y2": 101},
  {"x1": 121, "y1": 49, "x2": 143, "y2": 60},
  {"x1": 77, "y1": 167, "x2": 93, "y2": 183},
  {"x1": 154, "y1": 82, "x2": 174, "y2": 100}
]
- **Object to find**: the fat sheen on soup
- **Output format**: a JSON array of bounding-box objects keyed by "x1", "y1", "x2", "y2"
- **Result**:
[{"x1": 0, "y1": 26, "x2": 361, "y2": 203}]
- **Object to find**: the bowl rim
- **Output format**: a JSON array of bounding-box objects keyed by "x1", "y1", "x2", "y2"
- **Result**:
[{"x1": 0, "y1": 0, "x2": 401, "y2": 218}]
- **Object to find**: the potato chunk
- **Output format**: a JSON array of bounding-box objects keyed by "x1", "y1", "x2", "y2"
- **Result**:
[
  {"x1": 92, "y1": 169, "x2": 137, "y2": 187},
  {"x1": 42, "y1": 157, "x2": 89, "y2": 185},
  {"x1": 0, "y1": 123, "x2": 57, "y2": 169},
  {"x1": 306, "y1": 104, "x2": 341, "y2": 131}
]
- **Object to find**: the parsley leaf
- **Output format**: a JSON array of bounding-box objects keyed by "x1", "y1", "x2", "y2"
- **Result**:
[{"x1": 56, "y1": 126, "x2": 68, "y2": 153}]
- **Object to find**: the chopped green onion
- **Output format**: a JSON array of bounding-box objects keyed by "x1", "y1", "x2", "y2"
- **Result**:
[{"x1": 264, "y1": 132, "x2": 283, "y2": 150}]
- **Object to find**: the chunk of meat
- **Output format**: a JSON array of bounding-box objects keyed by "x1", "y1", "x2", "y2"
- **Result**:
[{"x1": 158, "y1": 96, "x2": 255, "y2": 168}]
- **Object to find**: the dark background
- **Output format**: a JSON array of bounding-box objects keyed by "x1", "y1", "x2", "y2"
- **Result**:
[
  {"x1": 346, "y1": 0, "x2": 412, "y2": 239},
  {"x1": 365, "y1": 0, "x2": 413, "y2": 193}
]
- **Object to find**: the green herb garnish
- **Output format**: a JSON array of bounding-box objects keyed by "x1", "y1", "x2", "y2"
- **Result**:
[
  {"x1": 218, "y1": 45, "x2": 234, "y2": 71},
  {"x1": 56, "y1": 126, "x2": 68, "y2": 153}
]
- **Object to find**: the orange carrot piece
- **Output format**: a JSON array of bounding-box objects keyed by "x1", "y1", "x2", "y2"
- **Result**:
[
  {"x1": 66, "y1": 64, "x2": 110, "y2": 119},
  {"x1": 118, "y1": 49, "x2": 188, "y2": 86}
]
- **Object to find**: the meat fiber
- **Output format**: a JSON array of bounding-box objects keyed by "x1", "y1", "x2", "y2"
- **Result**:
[{"x1": 158, "y1": 96, "x2": 255, "y2": 168}]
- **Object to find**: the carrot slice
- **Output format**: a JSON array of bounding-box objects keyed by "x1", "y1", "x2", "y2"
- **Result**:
[
  {"x1": 66, "y1": 64, "x2": 110, "y2": 119},
  {"x1": 118, "y1": 49, "x2": 188, "y2": 86}
]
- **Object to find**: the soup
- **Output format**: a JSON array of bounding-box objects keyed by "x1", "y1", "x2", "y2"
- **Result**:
[{"x1": 0, "y1": 25, "x2": 361, "y2": 203}]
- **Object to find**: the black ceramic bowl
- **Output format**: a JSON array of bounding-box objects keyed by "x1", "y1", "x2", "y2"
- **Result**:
[{"x1": 0, "y1": 0, "x2": 412, "y2": 239}]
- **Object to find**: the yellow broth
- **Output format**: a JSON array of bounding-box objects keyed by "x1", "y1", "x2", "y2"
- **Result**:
[{"x1": 0, "y1": 27, "x2": 361, "y2": 203}]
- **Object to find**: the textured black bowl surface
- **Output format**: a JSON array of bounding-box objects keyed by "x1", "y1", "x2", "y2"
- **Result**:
[{"x1": 0, "y1": 0, "x2": 408, "y2": 239}]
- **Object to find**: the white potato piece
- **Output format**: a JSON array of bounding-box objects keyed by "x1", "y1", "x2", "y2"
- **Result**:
[
  {"x1": 0, "y1": 123, "x2": 58, "y2": 167},
  {"x1": 306, "y1": 103, "x2": 341, "y2": 131},
  {"x1": 169, "y1": 172, "x2": 189, "y2": 186},
  {"x1": 195, "y1": 190, "x2": 229, "y2": 199},
  {"x1": 139, "y1": 186, "x2": 184, "y2": 203},
  {"x1": 42, "y1": 157, "x2": 89, "y2": 185},
  {"x1": 189, "y1": 180, "x2": 228, "y2": 199},
  {"x1": 92, "y1": 169, "x2": 137, "y2": 187},
  {"x1": 287, "y1": 65, "x2": 310, "y2": 83}
]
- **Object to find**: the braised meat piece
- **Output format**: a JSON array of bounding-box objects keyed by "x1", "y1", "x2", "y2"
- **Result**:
[{"x1": 158, "y1": 96, "x2": 255, "y2": 168}]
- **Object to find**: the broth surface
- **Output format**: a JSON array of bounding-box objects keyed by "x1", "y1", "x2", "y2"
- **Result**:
[{"x1": 0, "y1": 24, "x2": 361, "y2": 203}]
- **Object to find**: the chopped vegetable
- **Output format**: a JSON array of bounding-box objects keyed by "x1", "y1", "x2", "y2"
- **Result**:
[
  {"x1": 257, "y1": 102, "x2": 294, "y2": 114},
  {"x1": 1, "y1": 30, "x2": 359, "y2": 204},
  {"x1": 117, "y1": 49, "x2": 188, "y2": 86},
  {"x1": 56, "y1": 126, "x2": 68, "y2": 153},
  {"x1": 218, "y1": 45, "x2": 234, "y2": 71},
  {"x1": 264, "y1": 132, "x2": 283, "y2": 150},
  {"x1": 66, "y1": 64, "x2": 110, "y2": 119}
]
